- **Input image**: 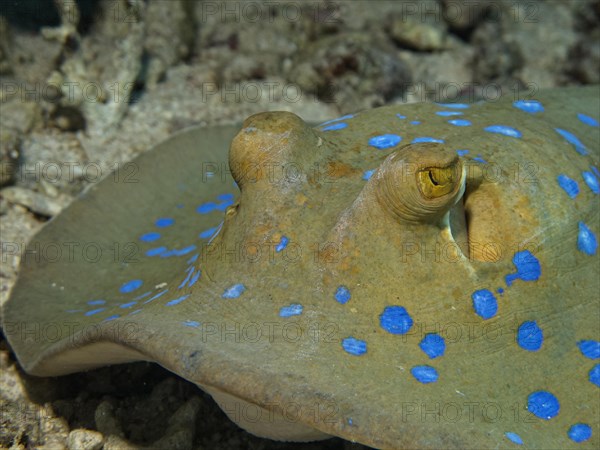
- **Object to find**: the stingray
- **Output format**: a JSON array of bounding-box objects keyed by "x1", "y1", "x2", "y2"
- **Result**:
[{"x1": 2, "y1": 86, "x2": 599, "y2": 449}]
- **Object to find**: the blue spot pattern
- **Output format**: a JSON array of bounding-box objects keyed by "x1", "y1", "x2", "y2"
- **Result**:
[
  {"x1": 368, "y1": 134, "x2": 401, "y2": 149},
  {"x1": 321, "y1": 122, "x2": 348, "y2": 131},
  {"x1": 411, "y1": 137, "x2": 444, "y2": 144},
  {"x1": 120, "y1": 279, "x2": 143, "y2": 294},
  {"x1": 577, "y1": 113, "x2": 599, "y2": 127},
  {"x1": 555, "y1": 128, "x2": 588, "y2": 155},
  {"x1": 279, "y1": 303, "x2": 303, "y2": 318},
  {"x1": 318, "y1": 114, "x2": 354, "y2": 127},
  {"x1": 577, "y1": 221, "x2": 597, "y2": 255},
  {"x1": 435, "y1": 102, "x2": 470, "y2": 109},
  {"x1": 155, "y1": 217, "x2": 174, "y2": 227},
  {"x1": 505, "y1": 250, "x2": 541, "y2": 286},
  {"x1": 419, "y1": 333, "x2": 446, "y2": 359},
  {"x1": 411, "y1": 365, "x2": 438, "y2": 384},
  {"x1": 222, "y1": 284, "x2": 246, "y2": 299},
  {"x1": 379, "y1": 306, "x2": 413, "y2": 334},
  {"x1": 362, "y1": 169, "x2": 374, "y2": 181},
  {"x1": 436, "y1": 111, "x2": 463, "y2": 117},
  {"x1": 140, "y1": 232, "x2": 161, "y2": 242},
  {"x1": 87, "y1": 299, "x2": 105, "y2": 305},
  {"x1": 166, "y1": 294, "x2": 190, "y2": 306},
  {"x1": 199, "y1": 226, "x2": 219, "y2": 239},
  {"x1": 85, "y1": 308, "x2": 105, "y2": 316},
  {"x1": 334, "y1": 286, "x2": 351, "y2": 304},
  {"x1": 275, "y1": 236, "x2": 289, "y2": 252},
  {"x1": 342, "y1": 337, "x2": 367, "y2": 356},
  {"x1": 456, "y1": 149, "x2": 469, "y2": 156},
  {"x1": 448, "y1": 119, "x2": 472, "y2": 127},
  {"x1": 513, "y1": 99, "x2": 544, "y2": 114},
  {"x1": 484, "y1": 125, "x2": 522, "y2": 138},
  {"x1": 183, "y1": 320, "x2": 200, "y2": 328},
  {"x1": 590, "y1": 364, "x2": 600, "y2": 387},
  {"x1": 582, "y1": 171, "x2": 599, "y2": 194},
  {"x1": 471, "y1": 289, "x2": 497, "y2": 320},
  {"x1": 410, "y1": 120, "x2": 421, "y2": 125},
  {"x1": 577, "y1": 340, "x2": 600, "y2": 359},
  {"x1": 568, "y1": 423, "x2": 592, "y2": 443},
  {"x1": 557, "y1": 174, "x2": 579, "y2": 198},
  {"x1": 505, "y1": 432, "x2": 524, "y2": 445},
  {"x1": 517, "y1": 321, "x2": 543, "y2": 351},
  {"x1": 527, "y1": 391, "x2": 560, "y2": 420}
]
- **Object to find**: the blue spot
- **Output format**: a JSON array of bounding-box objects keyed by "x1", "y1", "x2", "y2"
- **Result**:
[
  {"x1": 555, "y1": 128, "x2": 588, "y2": 155},
  {"x1": 368, "y1": 134, "x2": 402, "y2": 149},
  {"x1": 140, "y1": 232, "x2": 161, "y2": 242},
  {"x1": 87, "y1": 299, "x2": 105, "y2": 306},
  {"x1": 120, "y1": 301, "x2": 137, "y2": 309},
  {"x1": 196, "y1": 202, "x2": 217, "y2": 214},
  {"x1": 505, "y1": 250, "x2": 541, "y2": 286},
  {"x1": 589, "y1": 364, "x2": 600, "y2": 387},
  {"x1": 436, "y1": 111, "x2": 463, "y2": 117},
  {"x1": 505, "y1": 432, "x2": 524, "y2": 445},
  {"x1": 166, "y1": 294, "x2": 190, "y2": 306},
  {"x1": 578, "y1": 221, "x2": 597, "y2": 255},
  {"x1": 527, "y1": 391, "x2": 560, "y2": 420},
  {"x1": 593, "y1": 166, "x2": 600, "y2": 177},
  {"x1": 133, "y1": 291, "x2": 151, "y2": 301},
  {"x1": 275, "y1": 236, "x2": 289, "y2": 252},
  {"x1": 155, "y1": 217, "x2": 174, "y2": 227},
  {"x1": 146, "y1": 246, "x2": 167, "y2": 257},
  {"x1": 104, "y1": 315, "x2": 119, "y2": 322},
  {"x1": 577, "y1": 340, "x2": 600, "y2": 359},
  {"x1": 84, "y1": 308, "x2": 106, "y2": 316},
  {"x1": 321, "y1": 122, "x2": 348, "y2": 131},
  {"x1": 199, "y1": 226, "x2": 219, "y2": 239},
  {"x1": 411, "y1": 137, "x2": 444, "y2": 144},
  {"x1": 419, "y1": 334, "x2": 446, "y2": 359},
  {"x1": 334, "y1": 286, "x2": 351, "y2": 304},
  {"x1": 379, "y1": 306, "x2": 413, "y2": 334},
  {"x1": 176, "y1": 203, "x2": 184, "y2": 208},
  {"x1": 513, "y1": 100, "x2": 544, "y2": 114},
  {"x1": 497, "y1": 287, "x2": 504, "y2": 294},
  {"x1": 411, "y1": 365, "x2": 438, "y2": 384},
  {"x1": 473, "y1": 155, "x2": 487, "y2": 164},
  {"x1": 279, "y1": 303, "x2": 303, "y2": 318},
  {"x1": 517, "y1": 321, "x2": 543, "y2": 351},
  {"x1": 348, "y1": 418, "x2": 354, "y2": 425},
  {"x1": 396, "y1": 113, "x2": 406, "y2": 119},
  {"x1": 222, "y1": 283, "x2": 245, "y2": 299},
  {"x1": 215, "y1": 198, "x2": 234, "y2": 211},
  {"x1": 120, "y1": 279, "x2": 143, "y2": 294},
  {"x1": 318, "y1": 114, "x2": 354, "y2": 127},
  {"x1": 160, "y1": 245, "x2": 197, "y2": 258},
  {"x1": 218, "y1": 193, "x2": 235, "y2": 202},
  {"x1": 129, "y1": 309, "x2": 142, "y2": 315},
  {"x1": 456, "y1": 149, "x2": 469, "y2": 156},
  {"x1": 484, "y1": 125, "x2": 522, "y2": 138},
  {"x1": 471, "y1": 289, "x2": 497, "y2": 320},
  {"x1": 183, "y1": 320, "x2": 200, "y2": 328},
  {"x1": 362, "y1": 169, "x2": 375, "y2": 180},
  {"x1": 448, "y1": 119, "x2": 472, "y2": 127},
  {"x1": 342, "y1": 337, "x2": 367, "y2": 356},
  {"x1": 187, "y1": 253, "x2": 199, "y2": 264},
  {"x1": 557, "y1": 174, "x2": 579, "y2": 198},
  {"x1": 577, "y1": 113, "x2": 599, "y2": 127},
  {"x1": 582, "y1": 171, "x2": 599, "y2": 194},
  {"x1": 178, "y1": 267, "x2": 195, "y2": 289},
  {"x1": 188, "y1": 270, "x2": 201, "y2": 287},
  {"x1": 144, "y1": 289, "x2": 168, "y2": 304},
  {"x1": 435, "y1": 102, "x2": 470, "y2": 109},
  {"x1": 410, "y1": 120, "x2": 421, "y2": 125},
  {"x1": 568, "y1": 423, "x2": 592, "y2": 443}
]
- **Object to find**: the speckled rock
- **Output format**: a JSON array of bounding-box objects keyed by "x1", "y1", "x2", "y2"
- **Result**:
[
  {"x1": 66, "y1": 429, "x2": 104, "y2": 450},
  {"x1": 288, "y1": 32, "x2": 411, "y2": 111}
]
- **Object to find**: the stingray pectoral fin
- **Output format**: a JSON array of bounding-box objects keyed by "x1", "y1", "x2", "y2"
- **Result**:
[{"x1": 2, "y1": 124, "x2": 241, "y2": 375}]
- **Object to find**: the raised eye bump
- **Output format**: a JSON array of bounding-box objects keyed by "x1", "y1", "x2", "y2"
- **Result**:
[{"x1": 374, "y1": 143, "x2": 465, "y2": 224}]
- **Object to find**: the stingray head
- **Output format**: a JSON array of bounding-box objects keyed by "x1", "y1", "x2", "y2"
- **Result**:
[{"x1": 3, "y1": 88, "x2": 599, "y2": 449}]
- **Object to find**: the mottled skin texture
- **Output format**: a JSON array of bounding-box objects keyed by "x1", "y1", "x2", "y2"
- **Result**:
[{"x1": 2, "y1": 87, "x2": 599, "y2": 449}]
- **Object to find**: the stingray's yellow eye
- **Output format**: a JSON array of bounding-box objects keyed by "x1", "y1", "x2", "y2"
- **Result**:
[
  {"x1": 374, "y1": 143, "x2": 465, "y2": 223},
  {"x1": 417, "y1": 166, "x2": 457, "y2": 198}
]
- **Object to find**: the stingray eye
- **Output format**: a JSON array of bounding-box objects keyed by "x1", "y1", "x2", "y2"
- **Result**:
[
  {"x1": 374, "y1": 143, "x2": 465, "y2": 223},
  {"x1": 417, "y1": 166, "x2": 458, "y2": 199}
]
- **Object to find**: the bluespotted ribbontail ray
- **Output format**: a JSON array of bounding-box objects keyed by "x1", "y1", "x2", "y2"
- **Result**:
[{"x1": 2, "y1": 86, "x2": 599, "y2": 449}]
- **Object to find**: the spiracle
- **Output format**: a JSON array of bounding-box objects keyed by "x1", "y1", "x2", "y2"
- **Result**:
[{"x1": 373, "y1": 143, "x2": 465, "y2": 224}]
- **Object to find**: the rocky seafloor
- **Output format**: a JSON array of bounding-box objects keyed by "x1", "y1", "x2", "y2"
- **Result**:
[{"x1": 0, "y1": 0, "x2": 598, "y2": 449}]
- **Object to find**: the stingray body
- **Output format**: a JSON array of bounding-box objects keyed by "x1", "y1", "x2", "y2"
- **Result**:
[{"x1": 2, "y1": 87, "x2": 599, "y2": 449}]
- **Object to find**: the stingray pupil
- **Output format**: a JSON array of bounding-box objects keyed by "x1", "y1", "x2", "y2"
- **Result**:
[{"x1": 428, "y1": 170, "x2": 439, "y2": 186}]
